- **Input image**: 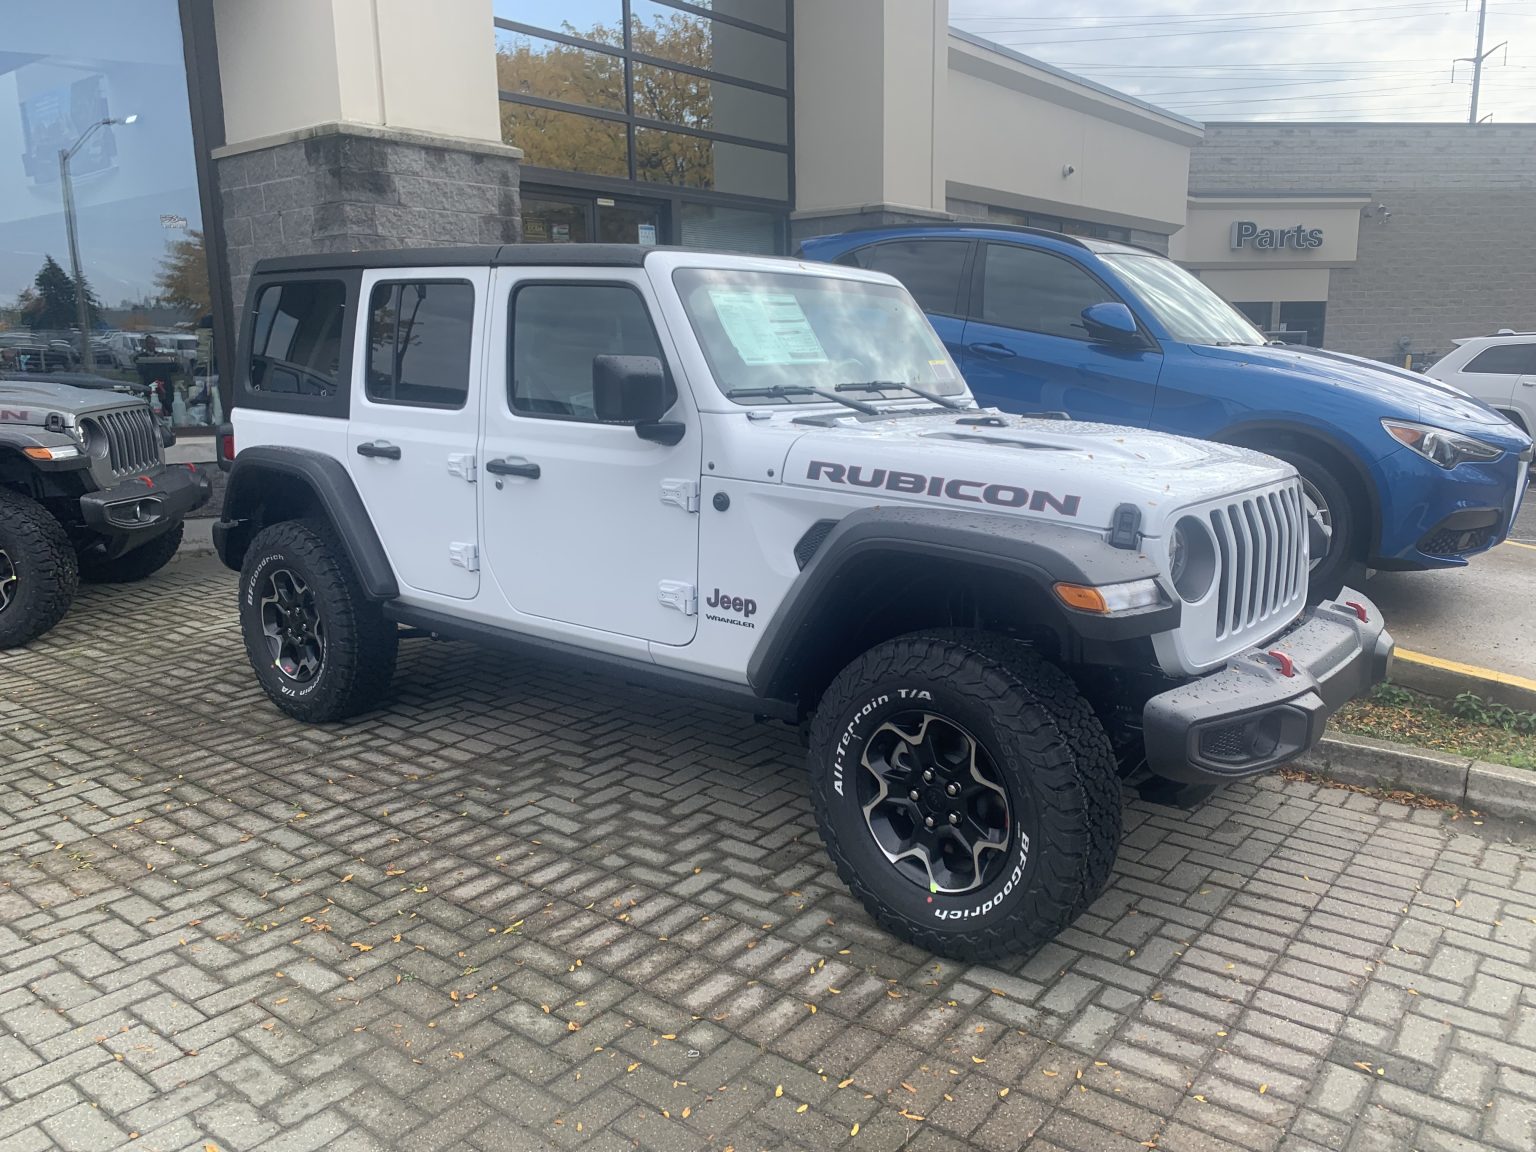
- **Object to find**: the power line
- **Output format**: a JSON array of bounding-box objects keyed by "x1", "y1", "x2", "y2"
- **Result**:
[{"x1": 983, "y1": 9, "x2": 1474, "y2": 48}]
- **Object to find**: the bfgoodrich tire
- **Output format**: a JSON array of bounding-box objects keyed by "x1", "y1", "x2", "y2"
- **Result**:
[
  {"x1": 0, "y1": 489, "x2": 79, "y2": 648},
  {"x1": 79, "y1": 522, "x2": 184, "y2": 584},
  {"x1": 808, "y1": 631, "x2": 1122, "y2": 961},
  {"x1": 239, "y1": 519, "x2": 398, "y2": 722}
]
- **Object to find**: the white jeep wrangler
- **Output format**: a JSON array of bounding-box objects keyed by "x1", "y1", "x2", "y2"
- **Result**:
[{"x1": 214, "y1": 245, "x2": 1392, "y2": 959}]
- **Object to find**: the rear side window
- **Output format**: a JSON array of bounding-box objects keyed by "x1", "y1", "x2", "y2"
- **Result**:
[
  {"x1": 978, "y1": 245, "x2": 1118, "y2": 340},
  {"x1": 844, "y1": 240, "x2": 969, "y2": 315},
  {"x1": 1464, "y1": 343, "x2": 1536, "y2": 375},
  {"x1": 366, "y1": 281, "x2": 475, "y2": 409},
  {"x1": 510, "y1": 283, "x2": 665, "y2": 420},
  {"x1": 249, "y1": 280, "x2": 347, "y2": 396}
]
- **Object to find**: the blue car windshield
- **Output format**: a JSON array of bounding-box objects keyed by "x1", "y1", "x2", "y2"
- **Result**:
[{"x1": 1100, "y1": 253, "x2": 1266, "y2": 347}]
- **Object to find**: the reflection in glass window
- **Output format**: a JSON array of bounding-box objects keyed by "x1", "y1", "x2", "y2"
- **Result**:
[
  {"x1": 681, "y1": 203, "x2": 779, "y2": 254},
  {"x1": 981, "y1": 246, "x2": 1116, "y2": 340},
  {"x1": 494, "y1": 29, "x2": 625, "y2": 112},
  {"x1": 250, "y1": 281, "x2": 347, "y2": 396},
  {"x1": 631, "y1": 63, "x2": 787, "y2": 145},
  {"x1": 1465, "y1": 343, "x2": 1536, "y2": 375},
  {"x1": 366, "y1": 282, "x2": 476, "y2": 409},
  {"x1": 678, "y1": 0, "x2": 787, "y2": 32},
  {"x1": 1, "y1": 1, "x2": 219, "y2": 425},
  {"x1": 511, "y1": 284, "x2": 663, "y2": 420},
  {"x1": 848, "y1": 241, "x2": 971, "y2": 316},
  {"x1": 493, "y1": 0, "x2": 623, "y2": 37},
  {"x1": 630, "y1": 1, "x2": 787, "y2": 88},
  {"x1": 500, "y1": 104, "x2": 629, "y2": 177},
  {"x1": 634, "y1": 128, "x2": 786, "y2": 199}
]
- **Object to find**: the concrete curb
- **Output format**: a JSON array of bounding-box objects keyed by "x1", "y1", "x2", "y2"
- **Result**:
[
  {"x1": 1297, "y1": 732, "x2": 1536, "y2": 818},
  {"x1": 1388, "y1": 650, "x2": 1536, "y2": 715},
  {"x1": 178, "y1": 517, "x2": 216, "y2": 557}
]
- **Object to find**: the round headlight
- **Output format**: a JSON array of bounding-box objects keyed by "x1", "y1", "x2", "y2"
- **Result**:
[{"x1": 1171, "y1": 516, "x2": 1217, "y2": 603}]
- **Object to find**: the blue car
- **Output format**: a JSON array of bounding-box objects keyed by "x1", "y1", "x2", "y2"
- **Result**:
[{"x1": 800, "y1": 225, "x2": 1533, "y2": 596}]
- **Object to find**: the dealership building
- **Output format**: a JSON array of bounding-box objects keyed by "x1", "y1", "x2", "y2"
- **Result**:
[{"x1": 4, "y1": 0, "x2": 1533, "y2": 423}]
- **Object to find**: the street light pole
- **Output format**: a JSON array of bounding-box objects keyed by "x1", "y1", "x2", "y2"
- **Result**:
[{"x1": 57, "y1": 114, "x2": 136, "y2": 370}]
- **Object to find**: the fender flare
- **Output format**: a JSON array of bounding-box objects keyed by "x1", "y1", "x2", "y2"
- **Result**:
[
  {"x1": 746, "y1": 504, "x2": 1175, "y2": 701},
  {"x1": 215, "y1": 445, "x2": 398, "y2": 600}
]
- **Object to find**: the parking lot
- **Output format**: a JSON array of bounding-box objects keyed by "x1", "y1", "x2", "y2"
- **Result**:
[{"x1": 4, "y1": 556, "x2": 1536, "y2": 1152}]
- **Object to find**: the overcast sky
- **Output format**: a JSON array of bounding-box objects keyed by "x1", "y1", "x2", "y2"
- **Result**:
[{"x1": 948, "y1": 0, "x2": 1536, "y2": 123}]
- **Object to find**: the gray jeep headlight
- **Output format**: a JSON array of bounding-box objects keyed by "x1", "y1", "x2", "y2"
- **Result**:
[{"x1": 1170, "y1": 516, "x2": 1217, "y2": 603}]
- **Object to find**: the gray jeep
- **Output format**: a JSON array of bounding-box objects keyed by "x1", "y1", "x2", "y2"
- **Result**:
[{"x1": 0, "y1": 375, "x2": 210, "y2": 647}]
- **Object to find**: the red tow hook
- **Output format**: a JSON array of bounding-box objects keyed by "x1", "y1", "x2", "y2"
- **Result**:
[
  {"x1": 1344, "y1": 600, "x2": 1370, "y2": 624},
  {"x1": 1266, "y1": 649, "x2": 1296, "y2": 678}
]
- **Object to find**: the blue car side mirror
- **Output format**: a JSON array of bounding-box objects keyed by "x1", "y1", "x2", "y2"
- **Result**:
[{"x1": 1081, "y1": 302, "x2": 1142, "y2": 344}]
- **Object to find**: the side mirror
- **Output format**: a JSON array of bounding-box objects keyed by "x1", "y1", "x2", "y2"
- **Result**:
[
  {"x1": 1080, "y1": 302, "x2": 1143, "y2": 346},
  {"x1": 592, "y1": 355, "x2": 684, "y2": 445}
]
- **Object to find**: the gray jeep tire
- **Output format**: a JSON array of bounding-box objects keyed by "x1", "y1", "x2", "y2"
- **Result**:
[
  {"x1": 79, "y1": 522, "x2": 184, "y2": 584},
  {"x1": 238, "y1": 519, "x2": 398, "y2": 722},
  {"x1": 808, "y1": 630, "x2": 1121, "y2": 961},
  {"x1": 0, "y1": 489, "x2": 80, "y2": 648}
]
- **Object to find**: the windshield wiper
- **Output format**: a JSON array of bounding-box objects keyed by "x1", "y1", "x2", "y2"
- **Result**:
[
  {"x1": 836, "y1": 380, "x2": 972, "y2": 411},
  {"x1": 725, "y1": 384, "x2": 881, "y2": 415}
]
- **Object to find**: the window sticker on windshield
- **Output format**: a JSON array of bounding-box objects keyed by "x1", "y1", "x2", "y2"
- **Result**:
[
  {"x1": 708, "y1": 290, "x2": 828, "y2": 366},
  {"x1": 929, "y1": 358, "x2": 956, "y2": 381}
]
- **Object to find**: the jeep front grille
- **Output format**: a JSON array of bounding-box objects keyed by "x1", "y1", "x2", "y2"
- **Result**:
[
  {"x1": 1209, "y1": 482, "x2": 1307, "y2": 641},
  {"x1": 85, "y1": 408, "x2": 161, "y2": 477}
]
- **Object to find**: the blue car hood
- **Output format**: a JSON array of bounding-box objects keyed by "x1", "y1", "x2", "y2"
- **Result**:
[{"x1": 1186, "y1": 342, "x2": 1512, "y2": 431}]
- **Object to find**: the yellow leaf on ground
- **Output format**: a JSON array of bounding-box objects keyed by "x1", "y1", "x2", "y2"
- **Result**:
[
  {"x1": 796, "y1": 1104, "x2": 808, "y2": 1114},
  {"x1": 775, "y1": 1085, "x2": 784, "y2": 1098}
]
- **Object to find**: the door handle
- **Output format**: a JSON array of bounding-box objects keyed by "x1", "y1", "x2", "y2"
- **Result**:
[
  {"x1": 966, "y1": 342, "x2": 1017, "y2": 359},
  {"x1": 356, "y1": 441, "x2": 402, "y2": 460},
  {"x1": 485, "y1": 457, "x2": 540, "y2": 479}
]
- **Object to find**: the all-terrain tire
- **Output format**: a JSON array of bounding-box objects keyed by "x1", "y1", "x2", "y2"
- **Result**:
[
  {"x1": 79, "y1": 522, "x2": 184, "y2": 584},
  {"x1": 808, "y1": 630, "x2": 1122, "y2": 961},
  {"x1": 0, "y1": 489, "x2": 79, "y2": 648},
  {"x1": 238, "y1": 519, "x2": 398, "y2": 722}
]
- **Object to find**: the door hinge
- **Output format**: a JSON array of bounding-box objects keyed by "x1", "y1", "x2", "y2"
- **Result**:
[
  {"x1": 449, "y1": 542, "x2": 479, "y2": 572},
  {"x1": 660, "y1": 478, "x2": 700, "y2": 513},
  {"x1": 447, "y1": 453, "x2": 477, "y2": 483},
  {"x1": 658, "y1": 580, "x2": 697, "y2": 615}
]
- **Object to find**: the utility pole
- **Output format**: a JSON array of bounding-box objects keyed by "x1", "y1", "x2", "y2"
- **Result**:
[
  {"x1": 57, "y1": 114, "x2": 137, "y2": 368},
  {"x1": 1455, "y1": 0, "x2": 1507, "y2": 125}
]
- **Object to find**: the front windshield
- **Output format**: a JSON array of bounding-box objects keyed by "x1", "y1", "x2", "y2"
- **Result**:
[
  {"x1": 673, "y1": 267, "x2": 967, "y2": 404},
  {"x1": 1100, "y1": 253, "x2": 1266, "y2": 347}
]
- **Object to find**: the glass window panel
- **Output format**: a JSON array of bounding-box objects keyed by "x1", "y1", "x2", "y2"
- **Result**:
[
  {"x1": 249, "y1": 280, "x2": 347, "y2": 396},
  {"x1": 682, "y1": 0, "x2": 787, "y2": 32},
  {"x1": 634, "y1": 127, "x2": 786, "y2": 199},
  {"x1": 1, "y1": 2, "x2": 221, "y2": 424},
  {"x1": 979, "y1": 246, "x2": 1116, "y2": 340},
  {"x1": 495, "y1": 28, "x2": 625, "y2": 112},
  {"x1": 680, "y1": 202, "x2": 780, "y2": 254},
  {"x1": 522, "y1": 197, "x2": 591, "y2": 244},
  {"x1": 1464, "y1": 343, "x2": 1536, "y2": 375},
  {"x1": 630, "y1": 0, "x2": 786, "y2": 88},
  {"x1": 849, "y1": 241, "x2": 971, "y2": 316},
  {"x1": 366, "y1": 282, "x2": 475, "y2": 409},
  {"x1": 1276, "y1": 301, "x2": 1326, "y2": 348},
  {"x1": 631, "y1": 62, "x2": 787, "y2": 145},
  {"x1": 511, "y1": 284, "x2": 665, "y2": 420},
  {"x1": 493, "y1": 0, "x2": 624, "y2": 40},
  {"x1": 500, "y1": 104, "x2": 629, "y2": 178}
]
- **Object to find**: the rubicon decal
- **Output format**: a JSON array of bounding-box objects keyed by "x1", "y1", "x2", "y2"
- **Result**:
[{"x1": 807, "y1": 461, "x2": 1081, "y2": 517}]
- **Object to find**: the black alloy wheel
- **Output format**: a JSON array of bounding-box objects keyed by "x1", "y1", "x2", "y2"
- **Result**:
[
  {"x1": 0, "y1": 549, "x2": 15, "y2": 614},
  {"x1": 857, "y1": 712, "x2": 1012, "y2": 894},
  {"x1": 258, "y1": 567, "x2": 326, "y2": 681}
]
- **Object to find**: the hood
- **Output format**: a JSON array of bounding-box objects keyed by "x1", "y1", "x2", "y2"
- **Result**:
[
  {"x1": 782, "y1": 411, "x2": 1293, "y2": 534},
  {"x1": 0, "y1": 378, "x2": 143, "y2": 428},
  {"x1": 1186, "y1": 342, "x2": 1510, "y2": 429}
]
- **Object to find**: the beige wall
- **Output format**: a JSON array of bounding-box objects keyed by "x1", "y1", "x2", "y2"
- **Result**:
[
  {"x1": 793, "y1": 0, "x2": 948, "y2": 215},
  {"x1": 1170, "y1": 195, "x2": 1369, "y2": 269},
  {"x1": 942, "y1": 35, "x2": 1199, "y2": 234},
  {"x1": 1199, "y1": 268, "x2": 1332, "y2": 303},
  {"x1": 215, "y1": 0, "x2": 500, "y2": 148}
]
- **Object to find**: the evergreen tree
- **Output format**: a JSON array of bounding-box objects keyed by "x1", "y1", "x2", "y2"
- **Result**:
[{"x1": 19, "y1": 254, "x2": 102, "y2": 332}]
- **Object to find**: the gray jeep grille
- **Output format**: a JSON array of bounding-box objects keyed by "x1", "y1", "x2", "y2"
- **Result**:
[{"x1": 84, "y1": 408, "x2": 161, "y2": 477}]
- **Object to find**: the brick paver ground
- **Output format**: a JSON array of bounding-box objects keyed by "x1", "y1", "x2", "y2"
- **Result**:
[{"x1": 4, "y1": 556, "x2": 1536, "y2": 1152}]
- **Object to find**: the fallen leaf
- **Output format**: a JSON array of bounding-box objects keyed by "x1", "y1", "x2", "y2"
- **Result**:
[
  {"x1": 451, "y1": 1051, "x2": 464, "y2": 1060},
  {"x1": 838, "y1": 1078, "x2": 854, "y2": 1088},
  {"x1": 850, "y1": 1122, "x2": 860, "y2": 1136},
  {"x1": 1042, "y1": 1069, "x2": 1058, "y2": 1077},
  {"x1": 775, "y1": 1085, "x2": 784, "y2": 1098},
  {"x1": 1259, "y1": 1083, "x2": 1268, "y2": 1095},
  {"x1": 795, "y1": 1104, "x2": 808, "y2": 1114},
  {"x1": 999, "y1": 1088, "x2": 1010, "y2": 1098},
  {"x1": 627, "y1": 1062, "x2": 640, "y2": 1072},
  {"x1": 682, "y1": 1107, "x2": 692, "y2": 1119},
  {"x1": 349, "y1": 942, "x2": 372, "y2": 952},
  {"x1": 971, "y1": 1056, "x2": 985, "y2": 1064}
]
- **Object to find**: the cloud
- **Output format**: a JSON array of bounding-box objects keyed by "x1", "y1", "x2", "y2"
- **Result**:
[{"x1": 949, "y1": 0, "x2": 1536, "y2": 122}]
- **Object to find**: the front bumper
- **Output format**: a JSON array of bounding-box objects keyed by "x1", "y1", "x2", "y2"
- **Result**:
[
  {"x1": 1372, "y1": 444, "x2": 1531, "y2": 570},
  {"x1": 1142, "y1": 590, "x2": 1393, "y2": 785},
  {"x1": 79, "y1": 464, "x2": 210, "y2": 557}
]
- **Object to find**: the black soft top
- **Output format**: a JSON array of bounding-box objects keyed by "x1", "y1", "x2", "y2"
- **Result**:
[{"x1": 251, "y1": 243, "x2": 677, "y2": 276}]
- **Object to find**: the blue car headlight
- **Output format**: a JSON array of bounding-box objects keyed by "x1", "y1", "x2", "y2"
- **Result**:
[{"x1": 1382, "y1": 419, "x2": 1501, "y2": 469}]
